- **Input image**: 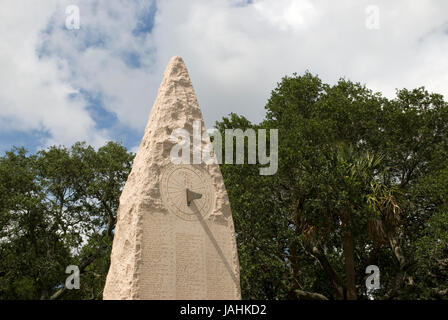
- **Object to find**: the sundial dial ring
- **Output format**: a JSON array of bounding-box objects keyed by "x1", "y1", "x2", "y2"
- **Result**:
[{"x1": 160, "y1": 164, "x2": 215, "y2": 221}]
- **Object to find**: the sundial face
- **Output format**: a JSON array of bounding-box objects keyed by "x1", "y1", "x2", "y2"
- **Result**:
[{"x1": 160, "y1": 164, "x2": 215, "y2": 221}]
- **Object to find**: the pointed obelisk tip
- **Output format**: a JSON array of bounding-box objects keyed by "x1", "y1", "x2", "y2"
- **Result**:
[
  {"x1": 161, "y1": 56, "x2": 190, "y2": 83},
  {"x1": 170, "y1": 55, "x2": 183, "y2": 61},
  {"x1": 168, "y1": 55, "x2": 185, "y2": 67}
]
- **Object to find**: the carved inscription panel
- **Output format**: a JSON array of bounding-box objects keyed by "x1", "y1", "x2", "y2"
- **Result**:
[{"x1": 175, "y1": 233, "x2": 206, "y2": 299}]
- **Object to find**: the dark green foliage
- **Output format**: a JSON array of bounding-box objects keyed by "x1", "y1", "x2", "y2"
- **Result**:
[
  {"x1": 0, "y1": 142, "x2": 133, "y2": 299},
  {"x1": 216, "y1": 72, "x2": 448, "y2": 300}
]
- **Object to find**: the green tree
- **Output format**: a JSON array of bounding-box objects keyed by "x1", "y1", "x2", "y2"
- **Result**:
[
  {"x1": 0, "y1": 142, "x2": 133, "y2": 300},
  {"x1": 216, "y1": 72, "x2": 448, "y2": 300}
]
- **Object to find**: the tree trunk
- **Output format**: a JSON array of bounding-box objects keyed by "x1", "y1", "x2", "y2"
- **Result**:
[
  {"x1": 311, "y1": 245, "x2": 345, "y2": 299},
  {"x1": 341, "y1": 213, "x2": 357, "y2": 300},
  {"x1": 389, "y1": 233, "x2": 406, "y2": 270}
]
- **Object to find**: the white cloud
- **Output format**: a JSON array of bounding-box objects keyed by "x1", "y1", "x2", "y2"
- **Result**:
[
  {"x1": 253, "y1": 0, "x2": 319, "y2": 31},
  {"x1": 35, "y1": 0, "x2": 159, "y2": 135},
  {"x1": 151, "y1": 0, "x2": 448, "y2": 125},
  {"x1": 2, "y1": 0, "x2": 448, "y2": 150},
  {"x1": 0, "y1": 1, "x2": 108, "y2": 148}
]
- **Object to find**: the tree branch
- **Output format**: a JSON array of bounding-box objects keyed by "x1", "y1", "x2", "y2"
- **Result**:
[
  {"x1": 49, "y1": 250, "x2": 103, "y2": 300},
  {"x1": 307, "y1": 244, "x2": 345, "y2": 300},
  {"x1": 294, "y1": 289, "x2": 329, "y2": 300}
]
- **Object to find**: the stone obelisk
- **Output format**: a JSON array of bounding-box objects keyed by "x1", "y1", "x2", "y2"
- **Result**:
[{"x1": 103, "y1": 56, "x2": 241, "y2": 300}]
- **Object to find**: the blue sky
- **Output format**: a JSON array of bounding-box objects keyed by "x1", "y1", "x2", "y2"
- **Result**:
[{"x1": 1, "y1": 0, "x2": 448, "y2": 155}]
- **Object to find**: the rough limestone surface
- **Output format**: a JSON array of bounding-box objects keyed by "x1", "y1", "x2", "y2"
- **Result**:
[{"x1": 103, "y1": 56, "x2": 241, "y2": 300}]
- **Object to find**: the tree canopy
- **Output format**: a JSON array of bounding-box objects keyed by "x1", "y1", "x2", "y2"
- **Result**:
[
  {"x1": 216, "y1": 72, "x2": 448, "y2": 300},
  {"x1": 0, "y1": 142, "x2": 133, "y2": 299}
]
